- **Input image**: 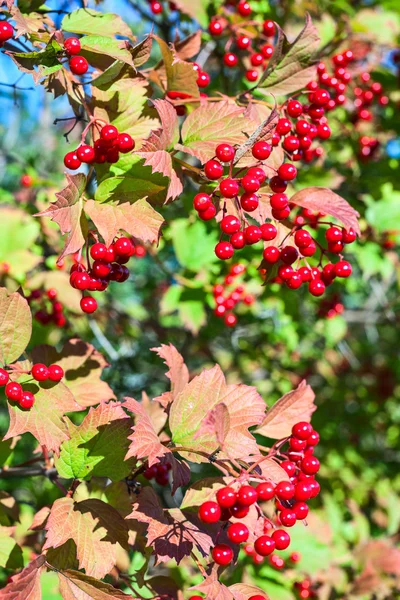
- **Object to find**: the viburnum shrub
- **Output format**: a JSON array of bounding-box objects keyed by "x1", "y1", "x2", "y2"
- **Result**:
[{"x1": 0, "y1": 1, "x2": 396, "y2": 598}]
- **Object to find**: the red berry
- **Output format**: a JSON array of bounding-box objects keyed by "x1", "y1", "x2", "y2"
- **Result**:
[
  {"x1": 240, "y1": 192, "x2": 259, "y2": 212},
  {"x1": 237, "y1": 485, "x2": 258, "y2": 506},
  {"x1": 31, "y1": 364, "x2": 49, "y2": 382},
  {"x1": 283, "y1": 135, "x2": 300, "y2": 152},
  {"x1": 290, "y1": 551, "x2": 301, "y2": 562},
  {"x1": 275, "y1": 481, "x2": 295, "y2": 501},
  {"x1": 301, "y1": 456, "x2": 320, "y2": 475},
  {"x1": 242, "y1": 174, "x2": 260, "y2": 193},
  {"x1": 318, "y1": 124, "x2": 331, "y2": 140},
  {"x1": 5, "y1": 382, "x2": 23, "y2": 401},
  {"x1": 230, "y1": 503, "x2": 250, "y2": 518},
  {"x1": 300, "y1": 241, "x2": 317, "y2": 257},
  {"x1": 227, "y1": 522, "x2": 249, "y2": 544},
  {"x1": 64, "y1": 37, "x2": 81, "y2": 56},
  {"x1": 48, "y1": 364, "x2": 64, "y2": 382},
  {"x1": 289, "y1": 437, "x2": 307, "y2": 451},
  {"x1": 20, "y1": 391, "x2": 35, "y2": 409},
  {"x1": 224, "y1": 53, "x2": 238, "y2": 68},
  {"x1": 261, "y1": 44, "x2": 274, "y2": 59},
  {"x1": 209, "y1": 20, "x2": 224, "y2": 36},
  {"x1": 298, "y1": 267, "x2": 312, "y2": 282},
  {"x1": 101, "y1": 124, "x2": 119, "y2": 141},
  {"x1": 272, "y1": 529, "x2": 290, "y2": 550},
  {"x1": 308, "y1": 430, "x2": 320, "y2": 446},
  {"x1": 276, "y1": 118, "x2": 292, "y2": 136},
  {"x1": 296, "y1": 120, "x2": 310, "y2": 135},
  {"x1": 220, "y1": 178, "x2": 240, "y2": 198},
  {"x1": 278, "y1": 163, "x2": 297, "y2": 181},
  {"x1": 237, "y1": 35, "x2": 251, "y2": 49},
  {"x1": 287, "y1": 99, "x2": 303, "y2": 117},
  {"x1": 198, "y1": 501, "x2": 221, "y2": 523},
  {"x1": 309, "y1": 279, "x2": 325, "y2": 296},
  {"x1": 269, "y1": 177, "x2": 287, "y2": 193},
  {"x1": 212, "y1": 544, "x2": 233, "y2": 565},
  {"x1": 114, "y1": 237, "x2": 135, "y2": 257},
  {"x1": 254, "y1": 535, "x2": 275, "y2": 556},
  {"x1": 230, "y1": 231, "x2": 245, "y2": 249},
  {"x1": 193, "y1": 193, "x2": 212, "y2": 212},
  {"x1": 90, "y1": 243, "x2": 108, "y2": 260},
  {"x1": 312, "y1": 88, "x2": 330, "y2": 106},
  {"x1": 237, "y1": 0, "x2": 251, "y2": 16},
  {"x1": 117, "y1": 133, "x2": 135, "y2": 153},
  {"x1": 224, "y1": 313, "x2": 238, "y2": 327},
  {"x1": 325, "y1": 226, "x2": 343, "y2": 243},
  {"x1": 216, "y1": 143, "x2": 235, "y2": 163},
  {"x1": 293, "y1": 501, "x2": 309, "y2": 520},
  {"x1": 342, "y1": 227, "x2": 356, "y2": 244},
  {"x1": 0, "y1": 368, "x2": 10, "y2": 386},
  {"x1": 80, "y1": 296, "x2": 98, "y2": 314},
  {"x1": 221, "y1": 215, "x2": 241, "y2": 234},
  {"x1": 204, "y1": 159, "x2": 223, "y2": 180},
  {"x1": 73, "y1": 272, "x2": 91, "y2": 290},
  {"x1": 260, "y1": 223, "x2": 277, "y2": 241},
  {"x1": 335, "y1": 260, "x2": 352, "y2": 278},
  {"x1": 197, "y1": 71, "x2": 210, "y2": 88},
  {"x1": 92, "y1": 260, "x2": 112, "y2": 278},
  {"x1": 64, "y1": 151, "x2": 81, "y2": 170},
  {"x1": 250, "y1": 53, "x2": 264, "y2": 67},
  {"x1": 247, "y1": 166, "x2": 267, "y2": 183},
  {"x1": 256, "y1": 482, "x2": 275, "y2": 501},
  {"x1": 279, "y1": 509, "x2": 297, "y2": 527},
  {"x1": 216, "y1": 486, "x2": 237, "y2": 508},
  {"x1": 69, "y1": 56, "x2": 89, "y2": 75},
  {"x1": 309, "y1": 480, "x2": 320, "y2": 498},
  {"x1": 294, "y1": 230, "x2": 312, "y2": 248},
  {"x1": 0, "y1": 21, "x2": 14, "y2": 44},
  {"x1": 292, "y1": 421, "x2": 313, "y2": 440},
  {"x1": 77, "y1": 145, "x2": 95, "y2": 164},
  {"x1": 150, "y1": 1, "x2": 162, "y2": 13},
  {"x1": 263, "y1": 246, "x2": 280, "y2": 263},
  {"x1": 308, "y1": 104, "x2": 325, "y2": 121},
  {"x1": 280, "y1": 246, "x2": 298, "y2": 265},
  {"x1": 244, "y1": 225, "x2": 262, "y2": 245},
  {"x1": 294, "y1": 481, "x2": 312, "y2": 501},
  {"x1": 280, "y1": 460, "x2": 297, "y2": 476},
  {"x1": 270, "y1": 193, "x2": 288, "y2": 210},
  {"x1": 215, "y1": 242, "x2": 234, "y2": 260},
  {"x1": 246, "y1": 70, "x2": 259, "y2": 83},
  {"x1": 263, "y1": 20, "x2": 275, "y2": 37}
]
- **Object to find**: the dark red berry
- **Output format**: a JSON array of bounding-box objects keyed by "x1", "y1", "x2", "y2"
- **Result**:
[
  {"x1": 230, "y1": 503, "x2": 250, "y2": 518},
  {"x1": 269, "y1": 177, "x2": 287, "y2": 193}
]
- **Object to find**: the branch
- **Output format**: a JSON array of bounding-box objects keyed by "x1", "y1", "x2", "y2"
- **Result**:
[{"x1": 0, "y1": 465, "x2": 57, "y2": 478}]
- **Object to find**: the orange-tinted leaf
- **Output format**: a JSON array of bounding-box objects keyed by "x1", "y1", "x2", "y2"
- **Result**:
[
  {"x1": 131, "y1": 35, "x2": 153, "y2": 68},
  {"x1": 194, "y1": 402, "x2": 230, "y2": 448},
  {"x1": 154, "y1": 36, "x2": 199, "y2": 99},
  {"x1": 181, "y1": 477, "x2": 229, "y2": 509},
  {"x1": 230, "y1": 583, "x2": 271, "y2": 600},
  {"x1": 193, "y1": 572, "x2": 236, "y2": 600},
  {"x1": 124, "y1": 397, "x2": 171, "y2": 467},
  {"x1": 0, "y1": 555, "x2": 45, "y2": 600},
  {"x1": 84, "y1": 198, "x2": 164, "y2": 248},
  {"x1": 43, "y1": 498, "x2": 129, "y2": 579},
  {"x1": 175, "y1": 31, "x2": 202, "y2": 61},
  {"x1": 234, "y1": 108, "x2": 279, "y2": 163},
  {"x1": 0, "y1": 289, "x2": 31, "y2": 367},
  {"x1": 152, "y1": 343, "x2": 189, "y2": 408},
  {"x1": 290, "y1": 187, "x2": 361, "y2": 235},
  {"x1": 58, "y1": 569, "x2": 137, "y2": 600},
  {"x1": 256, "y1": 380, "x2": 316, "y2": 439}
]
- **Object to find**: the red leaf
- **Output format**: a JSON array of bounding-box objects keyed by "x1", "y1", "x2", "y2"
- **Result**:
[
  {"x1": 290, "y1": 187, "x2": 360, "y2": 235},
  {"x1": 152, "y1": 344, "x2": 189, "y2": 408},
  {"x1": 124, "y1": 397, "x2": 171, "y2": 467},
  {"x1": 194, "y1": 402, "x2": 230, "y2": 448},
  {"x1": 35, "y1": 174, "x2": 87, "y2": 261},
  {"x1": 0, "y1": 555, "x2": 45, "y2": 600},
  {"x1": 193, "y1": 572, "x2": 236, "y2": 600},
  {"x1": 256, "y1": 380, "x2": 316, "y2": 439}
]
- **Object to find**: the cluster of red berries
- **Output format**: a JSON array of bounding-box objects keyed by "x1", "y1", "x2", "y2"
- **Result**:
[
  {"x1": 294, "y1": 579, "x2": 317, "y2": 599},
  {"x1": 69, "y1": 237, "x2": 136, "y2": 313},
  {"x1": 197, "y1": 421, "x2": 320, "y2": 567},
  {"x1": 208, "y1": 2, "x2": 276, "y2": 84},
  {"x1": 0, "y1": 363, "x2": 64, "y2": 410},
  {"x1": 0, "y1": 21, "x2": 13, "y2": 47},
  {"x1": 64, "y1": 124, "x2": 135, "y2": 170},
  {"x1": 317, "y1": 293, "x2": 344, "y2": 319},
  {"x1": 213, "y1": 263, "x2": 254, "y2": 327},
  {"x1": 143, "y1": 462, "x2": 171, "y2": 486},
  {"x1": 27, "y1": 288, "x2": 67, "y2": 328},
  {"x1": 63, "y1": 36, "x2": 90, "y2": 76},
  {"x1": 244, "y1": 542, "x2": 301, "y2": 568},
  {"x1": 148, "y1": 0, "x2": 178, "y2": 15}
]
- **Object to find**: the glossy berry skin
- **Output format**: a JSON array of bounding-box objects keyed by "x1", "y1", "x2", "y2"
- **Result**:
[
  {"x1": 90, "y1": 243, "x2": 108, "y2": 260},
  {"x1": 294, "y1": 482, "x2": 312, "y2": 502},
  {"x1": 287, "y1": 273, "x2": 303, "y2": 290},
  {"x1": 275, "y1": 481, "x2": 295, "y2": 501},
  {"x1": 64, "y1": 37, "x2": 81, "y2": 55},
  {"x1": 114, "y1": 237, "x2": 134, "y2": 257},
  {"x1": 237, "y1": 485, "x2": 258, "y2": 506},
  {"x1": 237, "y1": 35, "x2": 251, "y2": 49},
  {"x1": 292, "y1": 421, "x2": 313, "y2": 440},
  {"x1": 289, "y1": 437, "x2": 307, "y2": 451},
  {"x1": 150, "y1": 1, "x2": 162, "y2": 13},
  {"x1": 244, "y1": 226, "x2": 262, "y2": 245},
  {"x1": 252, "y1": 141, "x2": 272, "y2": 160},
  {"x1": 223, "y1": 53, "x2": 238, "y2": 68},
  {"x1": 269, "y1": 177, "x2": 287, "y2": 193},
  {"x1": 32, "y1": 364, "x2": 49, "y2": 382},
  {"x1": 230, "y1": 232, "x2": 245, "y2": 249},
  {"x1": 237, "y1": 0, "x2": 251, "y2": 16},
  {"x1": 301, "y1": 456, "x2": 320, "y2": 475},
  {"x1": 69, "y1": 56, "x2": 89, "y2": 75},
  {"x1": 198, "y1": 501, "x2": 221, "y2": 523},
  {"x1": 246, "y1": 69, "x2": 259, "y2": 83},
  {"x1": 212, "y1": 544, "x2": 233, "y2": 566},
  {"x1": 335, "y1": 260, "x2": 352, "y2": 278},
  {"x1": 263, "y1": 20, "x2": 275, "y2": 37},
  {"x1": 117, "y1": 133, "x2": 135, "y2": 153},
  {"x1": 216, "y1": 486, "x2": 237, "y2": 508},
  {"x1": 80, "y1": 296, "x2": 98, "y2": 314},
  {"x1": 5, "y1": 382, "x2": 23, "y2": 401},
  {"x1": 230, "y1": 503, "x2": 249, "y2": 518},
  {"x1": 227, "y1": 522, "x2": 249, "y2": 544},
  {"x1": 197, "y1": 71, "x2": 210, "y2": 88},
  {"x1": 263, "y1": 246, "x2": 280, "y2": 263},
  {"x1": 209, "y1": 20, "x2": 224, "y2": 36},
  {"x1": 256, "y1": 482, "x2": 275, "y2": 501},
  {"x1": 216, "y1": 143, "x2": 235, "y2": 163},
  {"x1": 20, "y1": 391, "x2": 35, "y2": 409},
  {"x1": 280, "y1": 246, "x2": 298, "y2": 265},
  {"x1": 342, "y1": 227, "x2": 356, "y2": 243},
  {"x1": 101, "y1": 125, "x2": 119, "y2": 141},
  {"x1": 287, "y1": 99, "x2": 303, "y2": 117},
  {"x1": 204, "y1": 159, "x2": 223, "y2": 180},
  {"x1": 250, "y1": 53, "x2": 264, "y2": 67},
  {"x1": 309, "y1": 279, "x2": 326, "y2": 297},
  {"x1": 279, "y1": 509, "x2": 297, "y2": 527},
  {"x1": 0, "y1": 368, "x2": 10, "y2": 386},
  {"x1": 254, "y1": 535, "x2": 275, "y2": 556},
  {"x1": 193, "y1": 193, "x2": 212, "y2": 212},
  {"x1": 249, "y1": 596, "x2": 266, "y2": 600},
  {"x1": 215, "y1": 242, "x2": 234, "y2": 260},
  {"x1": 294, "y1": 229, "x2": 312, "y2": 248},
  {"x1": 326, "y1": 226, "x2": 343, "y2": 243},
  {"x1": 293, "y1": 502, "x2": 309, "y2": 520},
  {"x1": 260, "y1": 223, "x2": 277, "y2": 241},
  {"x1": 92, "y1": 260, "x2": 112, "y2": 278},
  {"x1": 276, "y1": 118, "x2": 292, "y2": 135},
  {"x1": 242, "y1": 175, "x2": 260, "y2": 193},
  {"x1": 224, "y1": 313, "x2": 237, "y2": 327},
  {"x1": 272, "y1": 529, "x2": 290, "y2": 550},
  {"x1": 0, "y1": 22, "x2": 14, "y2": 44},
  {"x1": 308, "y1": 430, "x2": 320, "y2": 446},
  {"x1": 220, "y1": 178, "x2": 240, "y2": 198},
  {"x1": 199, "y1": 205, "x2": 217, "y2": 221},
  {"x1": 278, "y1": 163, "x2": 297, "y2": 181},
  {"x1": 240, "y1": 192, "x2": 259, "y2": 212},
  {"x1": 312, "y1": 88, "x2": 330, "y2": 106},
  {"x1": 270, "y1": 193, "x2": 288, "y2": 210},
  {"x1": 77, "y1": 145, "x2": 95, "y2": 164},
  {"x1": 48, "y1": 364, "x2": 64, "y2": 382},
  {"x1": 221, "y1": 215, "x2": 241, "y2": 234},
  {"x1": 64, "y1": 152, "x2": 81, "y2": 170},
  {"x1": 248, "y1": 166, "x2": 267, "y2": 183}
]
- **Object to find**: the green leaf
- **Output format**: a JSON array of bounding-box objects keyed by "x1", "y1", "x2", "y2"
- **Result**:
[
  {"x1": 80, "y1": 35, "x2": 135, "y2": 68},
  {"x1": 365, "y1": 188, "x2": 400, "y2": 233},
  {"x1": 0, "y1": 289, "x2": 32, "y2": 367},
  {"x1": 351, "y1": 8, "x2": 400, "y2": 44},
  {"x1": 258, "y1": 14, "x2": 320, "y2": 96},
  {"x1": 55, "y1": 402, "x2": 135, "y2": 481},
  {"x1": 9, "y1": 40, "x2": 62, "y2": 79},
  {"x1": 61, "y1": 9, "x2": 134, "y2": 39},
  {"x1": 95, "y1": 169, "x2": 168, "y2": 206},
  {"x1": 0, "y1": 527, "x2": 23, "y2": 569},
  {"x1": 0, "y1": 208, "x2": 41, "y2": 278},
  {"x1": 172, "y1": 0, "x2": 209, "y2": 26},
  {"x1": 169, "y1": 219, "x2": 218, "y2": 270}
]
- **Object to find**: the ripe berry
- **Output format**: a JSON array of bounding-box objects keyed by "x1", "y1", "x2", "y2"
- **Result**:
[
  {"x1": 237, "y1": 485, "x2": 258, "y2": 506},
  {"x1": 309, "y1": 480, "x2": 320, "y2": 498},
  {"x1": 80, "y1": 296, "x2": 98, "y2": 314},
  {"x1": 335, "y1": 260, "x2": 352, "y2": 278},
  {"x1": 242, "y1": 174, "x2": 260, "y2": 193},
  {"x1": 69, "y1": 56, "x2": 89, "y2": 75},
  {"x1": 252, "y1": 140, "x2": 272, "y2": 160},
  {"x1": 197, "y1": 71, "x2": 210, "y2": 88},
  {"x1": 269, "y1": 177, "x2": 287, "y2": 193},
  {"x1": 296, "y1": 120, "x2": 310, "y2": 135},
  {"x1": 272, "y1": 529, "x2": 290, "y2": 550},
  {"x1": 263, "y1": 20, "x2": 275, "y2": 37},
  {"x1": 216, "y1": 143, "x2": 235, "y2": 163},
  {"x1": 298, "y1": 266, "x2": 312, "y2": 282},
  {"x1": 48, "y1": 364, "x2": 64, "y2": 382},
  {"x1": 64, "y1": 152, "x2": 81, "y2": 170},
  {"x1": 0, "y1": 368, "x2": 10, "y2": 386},
  {"x1": 256, "y1": 482, "x2": 275, "y2": 501},
  {"x1": 114, "y1": 237, "x2": 134, "y2": 257},
  {"x1": 325, "y1": 226, "x2": 343, "y2": 243},
  {"x1": 204, "y1": 159, "x2": 223, "y2": 180},
  {"x1": 250, "y1": 53, "x2": 264, "y2": 67},
  {"x1": 31, "y1": 364, "x2": 49, "y2": 382},
  {"x1": 287, "y1": 273, "x2": 303, "y2": 289},
  {"x1": 236, "y1": 35, "x2": 251, "y2": 49},
  {"x1": 221, "y1": 215, "x2": 241, "y2": 234},
  {"x1": 150, "y1": 1, "x2": 162, "y2": 13},
  {"x1": 283, "y1": 135, "x2": 300, "y2": 152},
  {"x1": 90, "y1": 243, "x2": 108, "y2": 260},
  {"x1": 212, "y1": 544, "x2": 233, "y2": 566},
  {"x1": 280, "y1": 246, "x2": 298, "y2": 265},
  {"x1": 293, "y1": 501, "x2": 309, "y2": 520},
  {"x1": 308, "y1": 104, "x2": 325, "y2": 120},
  {"x1": 292, "y1": 422, "x2": 313, "y2": 440},
  {"x1": 215, "y1": 242, "x2": 234, "y2": 260},
  {"x1": 275, "y1": 481, "x2": 295, "y2": 501},
  {"x1": 270, "y1": 193, "x2": 288, "y2": 210},
  {"x1": 294, "y1": 230, "x2": 312, "y2": 249},
  {"x1": 193, "y1": 193, "x2": 212, "y2": 212},
  {"x1": 73, "y1": 271, "x2": 91, "y2": 290},
  {"x1": 227, "y1": 522, "x2": 249, "y2": 544},
  {"x1": 64, "y1": 37, "x2": 81, "y2": 56},
  {"x1": 230, "y1": 231, "x2": 245, "y2": 249},
  {"x1": 294, "y1": 481, "x2": 312, "y2": 501},
  {"x1": 309, "y1": 279, "x2": 325, "y2": 296},
  {"x1": 101, "y1": 125, "x2": 119, "y2": 141},
  {"x1": 117, "y1": 133, "x2": 135, "y2": 153},
  {"x1": 308, "y1": 430, "x2": 320, "y2": 446},
  {"x1": 230, "y1": 503, "x2": 250, "y2": 518},
  {"x1": 342, "y1": 227, "x2": 356, "y2": 244},
  {"x1": 20, "y1": 391, "x2": 35, "y2": 409},
  {"x1": 279, "y1": 509, "x2": 297, "y2": 527},
  {"x1": 223, "y1": 53, "x2": 238, "y2": 68},
  {"x1": 260, "y1": 223, "x2": 277, "y2": 241},
  {"x1": 237, "y1": 0, "x2": 251, "y2": 16},
  {"x1": 278, "y1": 163, "x2": 297, "y2": 181},
  {"x1": 301, "y1": 456, "x2": 320, "y2": 475},
  {"x1": 224, "y1": 313, "x2": 238, "y2": 327},
  {"x1": 254, "y1": 535, "x2": 275, "y2": 556},
  {"x1": 209, "y1": 20, "x2": 224, "y2": 36},
  {"x1": 0, "y1": 21, "x2": 14, "y2": 45},
  {"x1": 289, "y1": 437, "x2": 307, "y2": 451},
  {"x1": 246, "y1": 70, "x2": 259, "y2": 83},
  {"x1": 244, "y1": 225, "x2": 262, "y2": 245},
  {"x1": 280, "y1": 460, "x2": 297, "y2": 477},
  {"x1": 5, "y1": 382, "x2": 23, "y2": 401},
  {"x1": 198, "y1": 501, "x2": 221, "y2": 523},
  {"x1": 300, "y1": 241, "x2": 317, "y2": 257},
  {"x1": 263, "y1": 246, "x2": 280, "y2": 263},
  {"x1": 287, "y1": 99, "x2": 303, "y2": 117},
  {"x1": 216, "y1": 486, "x2": 237, "y2": 508},
  {"x1": 77, "y1": 145, "x2": 95, "y2": 164},
  {"x1": 261, "y1": 44, "x2": 274, "y2": 59},
  {"x1": 240, "y1": 192, "x2": 259, "y2": 212},
  {"x1": 276, "y1": 118, "x2": 292, "y2": 136},
  {"x1": 220, "y1": 178, "x2": 240, "y2": 198},
  {"x1": 92, "y1": 260, "x2": 112, "y2": 278}
]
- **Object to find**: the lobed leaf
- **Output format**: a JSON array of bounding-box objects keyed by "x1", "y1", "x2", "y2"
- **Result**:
[
  {"x1": 61, "y1": 9, "x2": 134, "y2": 40},
  {"x1": 58, "y1": 569, "x2": 137, "y2": 600},
  {"x1": 0, "y1": 289, "x2": 31, "y2": 367},
  {"x1": 153, "y1": 36, "x2": 199, "y2": 99},
  {"x1": 152, "y1": 343, "x2": 189, "y2": 408},
  {"x1": 124, "y1": 398, "x2": 171, "y2": 467},
  {"x1": 0, "y1": 555, "x2": 45, "y2": 600}
]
